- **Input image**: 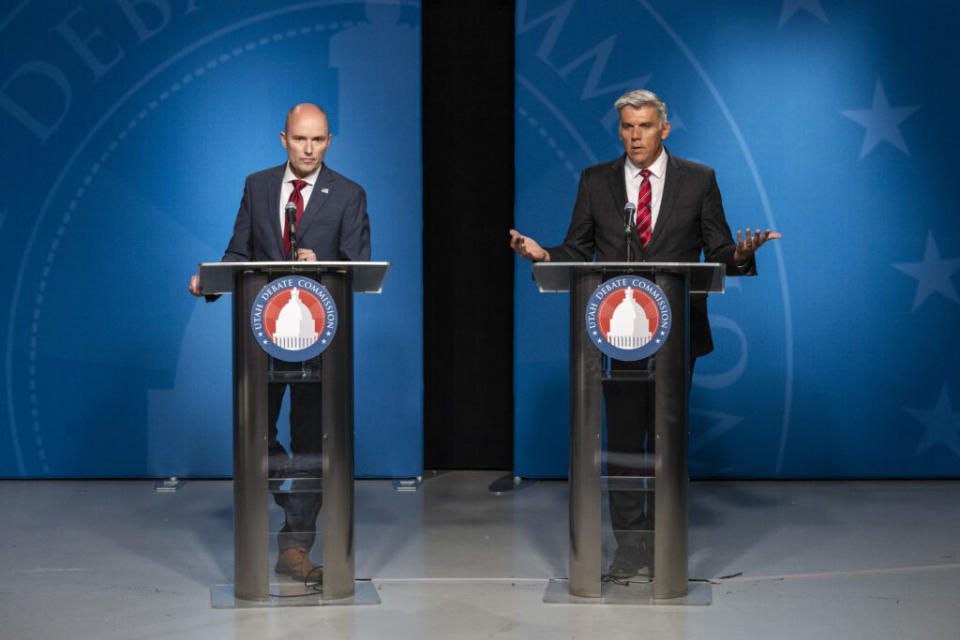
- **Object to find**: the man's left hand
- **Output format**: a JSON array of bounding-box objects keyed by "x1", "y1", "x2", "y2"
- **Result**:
[
  {"x1": 734, "y1": 228, "x2": 782, "y2": 264},
  {"x1": 296, "y1": 248, "x2": 317, "y2": 261}
]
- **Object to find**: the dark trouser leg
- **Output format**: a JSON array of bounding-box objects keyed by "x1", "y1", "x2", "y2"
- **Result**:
[
  {"x1": 604, "y1": 358, "x2": 695, "y2": 558},
  {"x1": 270, "y1": 381, "x2": 324, "y2": 552},
  {"x1": 288, "y1": 381, "x2": 324, "y2": 476},
  {"x1": 603, "y1": 360, "x2": 655, "y2": 554},
  {"x1": 267, "y1": 382, "x2": 290, "y2": 463}
]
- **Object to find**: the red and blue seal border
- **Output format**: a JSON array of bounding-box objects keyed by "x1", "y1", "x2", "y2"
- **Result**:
[
  {"x1": 250, "y1": 276, "x2": 338, "y2": 363},
  {"x1": 585, "y1": 275, "x2": 672, "y2": 362}
]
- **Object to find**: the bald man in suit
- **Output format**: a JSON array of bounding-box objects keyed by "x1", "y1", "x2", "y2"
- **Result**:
[{"x1": 190, "y1": 103, "x2": 370, "y2": 582}]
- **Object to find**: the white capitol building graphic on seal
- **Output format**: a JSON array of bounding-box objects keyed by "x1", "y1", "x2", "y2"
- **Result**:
[
  {"x1": 271, "y1": 288, "x2": 319, "y2": 350},
  {"x1": 606, "y1": 288, "x2": 653, "y2": 349}
]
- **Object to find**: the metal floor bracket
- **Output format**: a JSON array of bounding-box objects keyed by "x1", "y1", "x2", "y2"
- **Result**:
[
  {"x1": 392, "y1": 477, "x2": 422, "y2": 492},
  {"x1": 154, "y1": 478, "x2": 185, "y2": 493},
  {"x1": 543, "y1": 578, "x2": 711, "y2": 605},
  {"x1": 488, "y1": 474, "x2": 538, "y2": 494},
  {"x1": 211, "y1": 580, "x2": 380, "y2": 608}
]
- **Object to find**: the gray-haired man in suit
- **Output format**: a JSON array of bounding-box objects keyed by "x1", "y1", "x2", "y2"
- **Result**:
[{"x1": 510, "y1": 89, "x2": 779, "y2": 578}]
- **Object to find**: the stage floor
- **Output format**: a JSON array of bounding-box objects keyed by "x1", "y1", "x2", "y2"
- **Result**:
[{"x1": 2, "y1": 472, "x2": 958, "y2": 639}]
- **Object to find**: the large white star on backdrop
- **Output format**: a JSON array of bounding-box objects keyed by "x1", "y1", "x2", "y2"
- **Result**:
[
  {"x1": 778, "y1": 0, "x2": 828, "y2": 28},
  {"x1": 841, "y1": 81, "x2": 920, "y2": 159},
  {"x1": 892, "y1": 231, "x2": 960, "y2": 311},
  {"x1": 904, "y1": 385, "x2": 960, "y2": 458}
]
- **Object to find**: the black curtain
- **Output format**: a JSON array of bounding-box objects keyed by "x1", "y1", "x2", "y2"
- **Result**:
[{"x1": 422, "y1": 1, "x2": 515, "y2": 470}]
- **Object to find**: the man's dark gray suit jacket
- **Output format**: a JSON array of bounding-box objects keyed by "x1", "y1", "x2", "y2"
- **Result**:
[
  {"x1": 545, "y1": 152, "x2": 755, "y2": 359},
  {"x1": 222, "y1": 162, "x2": 371, "y2": 262}
]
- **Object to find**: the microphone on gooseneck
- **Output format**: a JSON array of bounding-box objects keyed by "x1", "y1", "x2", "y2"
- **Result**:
[
  {"x1": 285, "y1": 202, "x2": 298, "y2": 261},
  {"x1": 623, "y1": 202, "x2": 637, "y2": 262},
  {"x1": 623, "y1": 202, "x2": 637, "y2": 235}
]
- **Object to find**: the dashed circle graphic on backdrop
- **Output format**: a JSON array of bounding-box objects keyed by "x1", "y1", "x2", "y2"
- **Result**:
[
  {"x1": 586, "y1": 275, "x2": 671, "y2": 361},
  {"x1": 251, "y1": 276, "x2": 338, "y2": 362},
  {"x1": 4, "y1": 3, "x2": 395, "y2": 474},
  {"x1": 516, "y1": 0, "x2": 794, "y2": 473}
]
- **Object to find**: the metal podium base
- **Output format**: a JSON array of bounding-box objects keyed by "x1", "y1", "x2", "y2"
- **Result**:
[
  {"x1": 210, "y1": 580, "x2": 380, "y2": 608},
  {"x1": 542, "y1": 579, "x2": 711, "y2": 605}
]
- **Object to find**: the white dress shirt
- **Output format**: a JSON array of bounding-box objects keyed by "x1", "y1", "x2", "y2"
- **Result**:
[
  {"x1": 278, "y1": 163, "x2": 322, "y2": 233},
  {"x1": 624, "y1": 149, "x2": 668, "y2": 231}
]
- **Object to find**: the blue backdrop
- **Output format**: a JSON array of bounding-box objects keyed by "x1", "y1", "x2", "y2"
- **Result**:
[
  {"x1": 0, "y1": 0, "x2": 423, "y2": 478},
  {"x1": 514, "y1": 0, "x2": 960, "y2": 478}
]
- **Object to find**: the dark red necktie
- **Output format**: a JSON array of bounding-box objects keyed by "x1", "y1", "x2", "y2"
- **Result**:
[
  {"x1": 635, "y1": 169, "x2": 652, "y2": 249},
  {"x1": 283, "y1": 179, "x2": 308, "y2": 257}
]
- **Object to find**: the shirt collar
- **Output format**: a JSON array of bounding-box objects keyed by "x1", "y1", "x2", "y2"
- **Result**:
[
  {"x1": 625, "y1": 148, "x2": 668, "y2": 179},
  {"x1": 283, "y1": 162, "x2": 322, "y2": 186}
]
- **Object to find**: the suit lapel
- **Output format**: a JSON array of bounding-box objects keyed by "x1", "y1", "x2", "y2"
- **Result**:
[
  {"x1": 648, "y1": 151, "x2": 682, "y2": 250},
  {"x1": 607, "y1": 155, "x2": 628, "y2": 207},
  {"x1": 296, "y1": 165, "x2": 334, "y2": 240},
  {"x1": 266, "y1": 164, "x2": 285, "y2": 258},
  {"x1": 606, "y1": 156, "x2": 638, "y2": 258}
]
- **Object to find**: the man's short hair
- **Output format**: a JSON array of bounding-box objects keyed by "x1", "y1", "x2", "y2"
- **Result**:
[{"x1": 614, "y1": 90, "x2": 668, "y2": 126}]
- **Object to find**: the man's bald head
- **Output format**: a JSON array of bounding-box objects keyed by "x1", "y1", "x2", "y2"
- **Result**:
[
  {"x1": 285, "y1": 103, "x2": 328, "y2": 133},
  {"x1": 281, "y1": 103, "x2": 331, "y2": 178}
]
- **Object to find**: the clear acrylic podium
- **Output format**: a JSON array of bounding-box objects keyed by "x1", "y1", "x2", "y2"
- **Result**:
[
  {"x1": 197, "y1": 261, "x2": 389, "y2": 607},
  {"x1": 533, "y1": 262, "x2": 724, "y2": 604}
]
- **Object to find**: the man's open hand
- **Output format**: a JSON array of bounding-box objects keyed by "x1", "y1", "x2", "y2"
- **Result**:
[
  {"x1": 509, "y1": 229, "x2": 550, "y2": 262},
  {"x1": 734, "y1": 228, "x2": 782, "y2": 264}
]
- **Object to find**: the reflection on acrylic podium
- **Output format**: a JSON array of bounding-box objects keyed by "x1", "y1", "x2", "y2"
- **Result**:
[
  {"x1": 198, "y1": 261, "x2": 388, "y2": 608},
  {"x1": 533, "y1": 262, "x2": 723, "y2": 605}
]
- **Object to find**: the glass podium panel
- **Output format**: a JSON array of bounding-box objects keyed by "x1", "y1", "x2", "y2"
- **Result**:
[
  {"x1": 268, "y1": 355, "x2": 323, "y2": 383},
  {"x1": 207, "y1": 263, "x2": 386, "y2": 608},
  {"x1": 267, "y1": 358, "x2": 324, "y2": 591},
  {"x1": 600, "y1": 476, "x2": 655, "y2": 584},
  {"x1": 267, "y1": 495, "x2": 325, "y2": 598},
  {"x1": 212, "y1": 360, "x2": 378, "y2": 608},
  {"x1": 601, "y1": 355, "x2": 656, "y2": 585}
]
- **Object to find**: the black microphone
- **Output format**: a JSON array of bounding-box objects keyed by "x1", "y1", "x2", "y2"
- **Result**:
[
  {"x1": 623, "y1": 202, "x2": 637, "y2": 235},
  {"x1": 285, "y1": 201, "x2": 298, "y2": 261},
  {"x1": 623, "y1": 202, "x2": 637, "y2": 262}
]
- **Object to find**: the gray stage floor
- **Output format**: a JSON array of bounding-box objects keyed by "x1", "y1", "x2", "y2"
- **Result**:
[{"x1": 1, "y1": 472, "x2": 958, "y2": 639}]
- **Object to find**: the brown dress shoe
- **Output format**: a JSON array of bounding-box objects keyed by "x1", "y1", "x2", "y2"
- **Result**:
[{"x1": 275, "y1": 546, "x2": 323, "y2": 582}]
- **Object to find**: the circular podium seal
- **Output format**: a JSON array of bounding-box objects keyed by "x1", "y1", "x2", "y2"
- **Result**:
[
  {"x1": 250, "y1": 276, "x2": 338, "y2": 362},
  {"x1": 585, "y1": 275, "x2": 672, "y2": 361}
]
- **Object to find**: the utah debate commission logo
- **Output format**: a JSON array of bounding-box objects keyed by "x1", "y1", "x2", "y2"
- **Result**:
[
  {"x1": 250, "y1": 277, "x2": 338, "y2": 362},
  {"x1": 586, "y1": 276, "x2": 672, "y2": 361}
]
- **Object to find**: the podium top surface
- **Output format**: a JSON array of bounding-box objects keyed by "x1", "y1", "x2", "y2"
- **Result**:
[
  {"x1": 198, "y1": 261, "x2": 391, "y2": 294},
  {"x1": 531, "y1": 262, "x2": 725, "y2": 294}
]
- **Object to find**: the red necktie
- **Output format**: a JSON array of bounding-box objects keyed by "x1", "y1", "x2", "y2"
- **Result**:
[
  {"x1": 635, "y1": 169, "x2": 652, "y2": 249},
  {"x1": 283, "y1": 179, "x2": 308, "y2": 257}
]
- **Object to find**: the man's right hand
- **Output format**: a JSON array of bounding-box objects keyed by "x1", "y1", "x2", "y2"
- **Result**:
[
  {"x1": 509, "y1": 229, "x2": 550, "y2": 262},
  {"x1": 188, "y1": 274, "x2": 202, "y2": 297}
]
